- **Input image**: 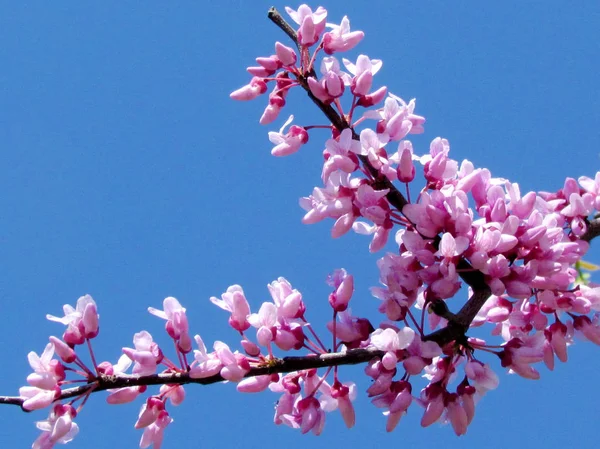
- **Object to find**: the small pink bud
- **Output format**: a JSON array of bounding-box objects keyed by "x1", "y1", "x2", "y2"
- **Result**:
[
  {"x1": 230, "y1": 77, "x2": 268, "y2": 101},
  {"x1": 49, "y1": 336, "x2": 76, "y2": 364},
  {"x1": 275, "y1": 42, "x2": 297, "y2": 66}
]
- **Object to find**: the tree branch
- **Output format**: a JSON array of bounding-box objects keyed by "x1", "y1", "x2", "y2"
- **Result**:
[
  {"x1": 582, "y1": 217, "x2": 600, "y2": 242},
  {"x1": 2, "y1": 348, "x2": 385, "y2": 410}
]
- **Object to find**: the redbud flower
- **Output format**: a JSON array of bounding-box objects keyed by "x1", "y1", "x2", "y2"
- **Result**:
[
  {"x1": 327, "y1": 268, "x2": 354, "y2": 312},
  {"x1": 32, "y1": 403, "x2": 78, "y2": 449},
  {"x1": 370, "y1": 327, "x2": 415, "y2": 370},
  {"x1": 189, "y1": 334, "x2": 222, "y2": 379},
  {"x1": 285, "y1": 5, "x2": 327, "y2": 47},
  {"x1": 230, "y1": 76, "x2": 268, "y2": 101},
  {"x1": 25, "y1": 343, "x2": 65, "y2": 391},
  {"x1": 269, "y1": 115, "x2": 309, "y2": 157},
  {"x1": 135, "y1": 397, "x2": 165, "y2": 429},
  {"x1": 268, "y1": 277, "x2": 305, "y2": 319},
  {"x1": 122, "y1": 331, "x2": 163, "y2": 376},
  {"x1": 275, "y1": 42, "x2": 297, "y2": 66},
  {"x1": 139, "y1": 409, "x2": 172, "y2": 449},
  {"x1": 46, "y1": 294, "x2": 100, "y2": 344},
  {"x1": 210, "y1": 285, "x2": 251, "y2": 332},
  {"x1": 322, "y1": 16, "x2": 364, "y2": 54}
]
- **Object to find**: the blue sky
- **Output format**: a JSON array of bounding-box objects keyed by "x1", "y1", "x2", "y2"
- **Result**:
[{"x1": 1, "y1": 1, "x2": 599, "y2": 448}]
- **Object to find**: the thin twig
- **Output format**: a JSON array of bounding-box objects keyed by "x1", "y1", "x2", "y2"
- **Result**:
[{"x1": 2, "y1": 348, "x2": 385, "y2": 410}]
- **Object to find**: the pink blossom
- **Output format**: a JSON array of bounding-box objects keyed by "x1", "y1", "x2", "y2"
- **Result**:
[
  {"x1": 573, "y1": 315, "x2": 600, "y2": 345},
  {"x1": 148, "y1": 297, "x2": 192, "y2": 353},
  {"x1": 464, "y1": 361, "x2": 499, "y2": 392},
  {"x1": 46, "y1": 294, "x2": 99, "y2": 343},
  {"x1": 210, "y1": 285, "x2": 251, "y2": 332},
  {"x1": 285, "y1": 5, "x2": 327, "y2": 46},
  {"x1": 248, "y1": 302, "x2": 278, "y2": 346},
  {"x1": 445, "y1": 393, "x2": 468, "y2": 436},
  {"x1": 230, "y1": 76, "x2": 268, "y2": 101},
  {"x1": 342, "y1": 55, "x2": 382, "y2": 96},
  {"x1": 122, "y1": 331, "x2": 163, "y2": 376},
  {"x1": 268, "y1": 277, "x2": 305, "y2": 319},
  {"x1": 499, "y1": 335, "x2": 544, "y2": 379},
  {"x1": 135, "y1": 397, "x2": 165, "y2": 429},
  {"x1": 189, "y1": 335, "x2": 222, "y2": 379},
  {"x1": 327, "y1": 268, "x2": 354, "y2": 312},
  {"x1": 321, "y1": 128, "x2": 361, "y2": 182},
  {"x1": 160, "y1": 384, "x2": 185, "y2": 406},
  {"x1": 19, "y1": 386, "x2": 58, "y2": 411},
  {"x1": 420, "y1": 384, "x2": 445, "y2": 427},
  {"x1": 48, "y1": 336, "x2": 76, "y2": 364},
  {"x1": 214, "y1": 341, "x2": 249, "y2": 382},
  {"x1": 397, "y1": 142, "x2": 415, "y2": 182},
  {"x1": 370, "y1": 327, "x2": 415, "y2": 370},
  {"x1": 139, "y1": 410, "x2": 172, "y2": 449},
  {"x1": 106, "y1": 355, "x2": 146, "y2": 405},
  {"x1": 268, "y1": 115, "x2": 309, "y2": 156},
  {"x1": 327, "y1": 309, "x2": 373, "y2": 347},
  {"x1": 319, "y1": 380, "x2": 357, "y2": 428},
  {"x1": 237, "y1": 374, "x2": 278, "y2": 393},
  {"x1": 32, "y1": 403, "x2": 78, "y2": 449},
  {"x1": 323, "y1": 16, "x2": 363, "y2": 54},
  {"x1": 25, "y1": 343, "x2": 64, "y2": 391},
  {"x1": 275, "y1": 42, "x2": 297, "y2": 66}
]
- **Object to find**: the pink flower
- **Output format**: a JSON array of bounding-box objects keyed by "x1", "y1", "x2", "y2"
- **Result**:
[
  {"x1": 214, "y1": 341, "x2": 249, "y2": 382},
  {"x1": 106, "y1": 355, "x2": 146, "y2": 405},
  {"x1": 49, "y1": 336, "x2": 76, "y2": 364},
  {"x1": 321, "y1": 128, "x2": 361, "y2": 182},
  {"x1": 318, "y1": 380, "x2": 357, "y2": 428},
  {"x1": 189, "y1": 335, "x2": 222, "y2": 379},
  {"x1": 148, "y1": 297, "x2": 192, "y2": 353},
  {"x1": 139, "y1": 410, "x2": 172, "y2": 449},
  {"x1": 323, "y1": 16, "x2": 364, "y2": 54},
  {"x1": 499, "y1": 335, "x2": 544, "y2": 379},
  {"x1": 248, "y1": 302, "x2": 277, "y2": 347},
  {"x1": 285, "y1": 5, "x2": 327, "y2": 46},
  {"x1": 46, "y1": 294, "x2": 99, "y2": 344},
  {"x1": 445, "y1": 393, "x2": 468, "y2": 436},
  {"x1": 230, "y1": 76, "x2": 268, "y2": 101},
  {"x1": 268, "y1": 115, "x2": 309, "y2": 156},
  {"x1": 327, "y1": 309, "x2": 373, "y2": 347},
  {"x1": 237, "y1": 374, "x2": 278, "y2": 393},
  {"x1": 122, "y1": 331, "x2": 163, "y2": 376},
  {"x1": 342, "y1": 55, "x2": 382, "y2": 96},
  {"x1": 160, "y1": 384, "x2": 185, "y2": 406},
  {"x1": 370, "y1": 327, "x2": 415, "y2": 370},
  {"x1": 297, "y1": 396, "x2": 326, "y2": 435},
  {"x1": 300, "y1": 171, "x2": 358, "y2": 225},
  {"x1": 268, "y1": 277, "x2": 305, "y2": 319},
  {"x1": 135, "y1": 397, "x2": 165, "y2": 429},
  {"x1": 326, "y1": 268, "x2": 354, "y2": 312},
  {"x1": 19, "y1": 386, "x2": 58, "y2": 411},
  {"x1": 32, "y1": 403, "x2": 78, "y2": 449},
  {"x1": 573, "y1": 315, "x2": 600, "y2": 345},
  {"x1": 25, "y1": 343, "x2": 65, "y2": 391},
  {"x1": 210, "y1": 285, "x2": 251, "y2": 332},
  {"x1": 275, "y1": 42, "x2": 297, "y2": 66},
  {"x1": 464, "y1": 361, "x2": 499, "y2": 392}
]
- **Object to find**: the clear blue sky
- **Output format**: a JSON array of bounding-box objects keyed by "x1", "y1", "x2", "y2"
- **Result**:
[{"x1": 1, "y1": 1, "x2": 599, "y2": 448}]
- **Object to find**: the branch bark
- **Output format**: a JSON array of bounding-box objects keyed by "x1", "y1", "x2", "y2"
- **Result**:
[{"x1": 2, "y1": 348, "x2": 385, "y2": 410}]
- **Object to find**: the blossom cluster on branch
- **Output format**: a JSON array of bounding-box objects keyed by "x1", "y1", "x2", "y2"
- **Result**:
[{"x1": 4, "y1": 4, "x2": 600, "y2": 449}]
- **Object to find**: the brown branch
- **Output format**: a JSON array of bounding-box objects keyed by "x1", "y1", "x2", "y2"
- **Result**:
[
  {"x1": 2, "y1": 348, "x2": 385, "y2": 410},
  {"x1": 582, "y1": 217, "x2": 600, "y2": 242}
]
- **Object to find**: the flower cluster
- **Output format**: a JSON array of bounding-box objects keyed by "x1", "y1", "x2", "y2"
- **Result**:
[
  {"x1": 9, "y1": 4, "x2": 600, "y2": 448},
  {"x1": 231, "y1": 1, "x2": 600, "y2": 436}
]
